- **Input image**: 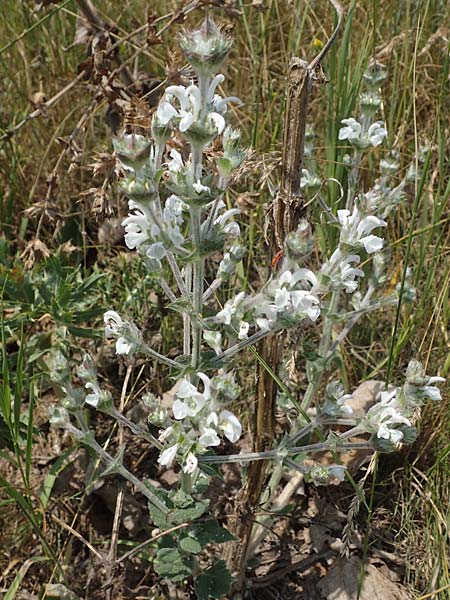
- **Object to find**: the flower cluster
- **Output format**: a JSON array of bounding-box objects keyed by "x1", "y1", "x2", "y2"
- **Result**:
[
  {"x1": 155, "y1": 372, "x2": 242, "y2": 473},
  {"x1": 318, "y1": 203, "x2": 387, "y2": 296},
  {"x1": 339, "y1": 118, "x2": 387, "y2": 149},
  {"x1": 338, "y1": 61, "x2": 388, "y2": 151},
  {"x1": 359, "y1": 361, "x2": 444, "y2": 447},
  {"x1": 156, "y1": 75, "x2": 240, "y2": 147},
  {"x1": 210, "y1": 264, "x2": 321, "y2": 341}
]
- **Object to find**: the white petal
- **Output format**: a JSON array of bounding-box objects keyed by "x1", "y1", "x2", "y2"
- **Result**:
[
  {"x1": 104, "y1": 310, "x2": 123, "y2": 334},
  {"x1": 173, "y1": 399, "x2": 189, "y2": 420},
  {"x1": 357, "y1": 216, "x2": 387, "y2": 237},
  {"x1": 165, "y1": 85, "x2": 189, "y2": 110},
  {"x1": 377, "y1": 425, "x2": 390, "y2": 440},
  {"x1": 193, "y1": 180, "x2": 210, "y2": 194},
  {"x1": 337, "y1": 209, "x2": 351, "y2": 226},
  {"x1": 207, "y1": 74, "x2": 225, "y2": 103},
  {"x1": 177, "y1": 379, "x2": 199, "y2": 399},
  {"x1": 158, "y1": 444, "x2": 179, "y2": 467},
  {"x1": 157, "y1": 101, "x2": 179, "y2": 125},
  {"x1": 206, "y1": 411, "x2": 219, "y2": 427},
  {"x1": 274, "y1": 288, "x2": 291, "y2": 309},
  {"x1": 183, "y1": 452, "x2": 198, "y2": 474},
  {"x1": 197, "y1": 372, "x2": 212, "y2": 401},
  {"x1": 422, "y1": 386, "x2": 442, "y2": 401},
  {"x1": 168, "y1": 149, "x2": 184, "y2": 172},
  {"x1": 219, "y1": 410, "x2": 242, "y2": 443},
  {"x1": 116, "y1": 337, "x2": 131, "y2": 355},
  {"x1": 158, "y1": 426, "x2": 173, "y2": 442},
  {"x1": 238, "y1": 321, "x2": 249, "y2": 340},
  {"x1": 210, "y1": 111, "x2": 226, "y2": 134},
  {"x1": 361, "y1": 235, "x2": 384, "y2": 253},
  {"x1": 179, "y1": 111, "x2": 195, "y2": 132}
]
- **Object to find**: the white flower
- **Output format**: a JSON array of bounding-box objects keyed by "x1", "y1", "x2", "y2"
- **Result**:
[
  {"x1": 338, "y1": 254, "x2": 364, "y2": 293},
  {"x1": 158, "y1": 444, "x2": 179, "y2": 467},
  {"x1": 158, "y1": 426, "x2": 174, "y2": 443},
  {"x1": 115, "y1": 338, "x2": 132, "y2": 355},
  {"x1": 214, "y1": 208, "x2": 241, "y2": 238},
  {"x1": 290, "y1": 290, "x2": 321, "y2": 321},
  {"x1": 158, "y1": 85, "x2": 196, "y2": 132},
  {"x1": 164, "y1": 195, "x2": 185, "y2": 223},
  {"x1": 156, "y1": 77, "x2": 237, "y2": 137},
  {"x1": 173, "y1": 396, "x2": 205, "y2": 420},
  {"x1": 104, "y1": 311, "x2": 123, "y2": 336},
  {"x1": 183, "y1": 452, "x2": 198, "y2": 474},
  {"x1": 238, "y1": 321, "x2": 249, "y2": 340},
  {"x1": 337, "y1": 207, "x2": 386, "y2": 253},
  {"x1": 204, "y1": 330, "x2": 222, "y2": 354},
  {"x1": 215, "y1": 291, "x2": 246, "y2": 325},
  {"x1": 274, "y1": 287, "x2": 291, "y2": 309},
  {"x1": 300, "y1": 168, "x2": 321, "y2": 190},
  {"x1": 368, "y1": 121, "x2": 388, "y2": 147},
  {"x1": 360, "y1": 234, "x2": 384, "y2": 254},
  {"x1": 167, "y1": 149, "x2": 185, "y2": 173},
  {"x1": 122, "y1": 205, "x2": 149, "y2": 250},
  {"x1": 421, "y1": 380, "x2": 445, "y2": 401},
  {"x1": 338, "y1": 118, "x2": 361, "y2": 143},
  {"x1": 197, "y1": 372, "x2": 213, "y2": 401},
  {"x1": 218, "y1": 410, "x2": 242, "y2": 443},
  {"x1": 365, "y1": 390, "x2": 411, "y2": 443},
  {"x1": 173, "y1": 374, "x2": 212, "y2": 420},
  {"x1": 279, "y1": 267, "x2": 318, "y2": 289},
  {"x1": 104, "y1": 311, "x2": 132, "y2": 355},
  {"x1": 85, "y1": 382, "x2": 101, "y2": 407},
  {"x1": 338, "y1": 118, "x2": 387, "y2": 149},
  {"x1": 193, "y1": 180, "x2": 211, "y2": 194},
  {"x1": 357, "y1": 215, "x2": 387, "y2": 237}
]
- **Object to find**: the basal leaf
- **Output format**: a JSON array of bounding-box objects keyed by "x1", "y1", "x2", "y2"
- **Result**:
[{"x1": 194, "y1": 560, "x2": 232, "y2": 600}]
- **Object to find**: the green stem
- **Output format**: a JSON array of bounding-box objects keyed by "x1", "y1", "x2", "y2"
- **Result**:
[
  {"x1": 71, "y1": 427, "x2": 169, "y2": 515},
  {"x1": 190, "y1": 207, "x2": 204, "y2": 371}
]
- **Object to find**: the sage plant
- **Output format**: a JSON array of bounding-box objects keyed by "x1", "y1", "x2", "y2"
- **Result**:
[{"x1": 47, "y1": 20, "x2": 444, "y2": 595}]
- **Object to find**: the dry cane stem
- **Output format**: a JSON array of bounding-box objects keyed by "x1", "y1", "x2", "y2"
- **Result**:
[{"x1": 225, "y1": 1, "x2": 344, "y2": 592}]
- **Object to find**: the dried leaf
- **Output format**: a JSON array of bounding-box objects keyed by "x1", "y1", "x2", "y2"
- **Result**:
[{"x1": 317, "y1": 556, "x2": 412, "y2": 600}]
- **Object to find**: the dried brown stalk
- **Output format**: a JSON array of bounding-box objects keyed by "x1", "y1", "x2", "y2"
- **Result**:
[{"x1": 225, "y1": 0, "x2": 344, "y2": 590}]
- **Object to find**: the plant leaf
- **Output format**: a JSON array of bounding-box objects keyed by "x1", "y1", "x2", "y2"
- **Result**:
[{"x1": 194, "y1": 560, "x2": 232, "y2": 600}]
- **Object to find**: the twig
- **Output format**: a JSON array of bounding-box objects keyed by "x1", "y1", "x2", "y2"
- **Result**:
[
  {"x1": 51, "y1": 514, "x2": 106, "y2": 562},
  {"x1": 117, "y1": 522, "x2": 190, "y2": 563}
]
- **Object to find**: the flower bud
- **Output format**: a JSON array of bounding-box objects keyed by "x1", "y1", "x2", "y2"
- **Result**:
[
  {"x1": 120, "y1": 171, "x2": 158, "y2": 201},
  {"x1": 113, "y1": 134, "x2": 153, "y2": 171},
  {"x1": 48, "y1": 405, "x2": 70, "y2": 428},
  {"x1": 362, "y1": 61, "x2": 387, "y2": 90},
  {"x1": 359, "y1": 91, "x2": 382, "y2": 116},
  {"x1": 179, "y1": 18, "x2": 232, "y2": 77},
  {"x1": 285, "y1": 220, "x2": 314, "y2": 260}
]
